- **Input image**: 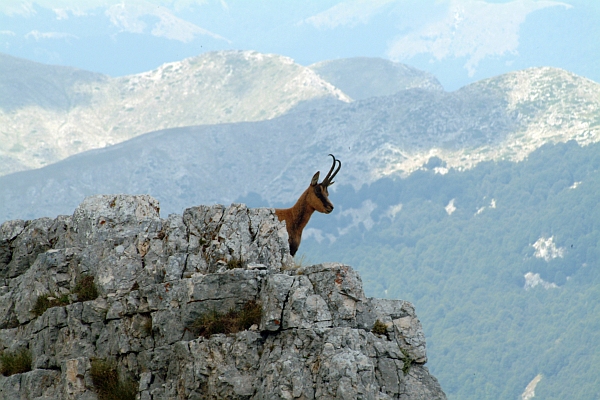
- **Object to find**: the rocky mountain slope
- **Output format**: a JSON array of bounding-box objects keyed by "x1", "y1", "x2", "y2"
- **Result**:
[
  {"x1": 1, "y1": 65, "x2": 599, "y2": 224},
  {"x1": 309, "y1": 57, "x2": 444, "y2": 100},
  {"x1": 0, "y1": 195, "x2": 446, "y2": 399},
  {"x1": 0, "y1": 51, "x2": 349, "y2": 176}
]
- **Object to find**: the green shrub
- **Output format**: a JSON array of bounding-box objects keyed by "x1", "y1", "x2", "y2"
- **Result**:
[
  {"x1": 31, "y1": 295, "x2": 51, "y2": 317},
  {"x1": 31, "y1": 293, "x2": 70, "y2": 317},
  {"x1": 371, "y1": 319, "x2": 388, "y2": 335},
  {"x1": 0, "y1": 348, "x2": 32, "y2": 376},
  {"x1": 31, "y1": 275, "x2": 99, "y2": 317},
  {"x1": 1, "y1": 316, "x2": 20, "y2": 329},
  {"x1": 237, "y1": 300, "x2": 263, "y2": 330},
  {"x1": 73, "y1": 275, "x2": 99, "y2": 302},
  {"x1": 190, "y1": 300, "x2": 262, "y2": 338},
  {"x1": 226, "y1": 257, "x2": 245, "y2": 270},
  {"x1": 400, "y1": 348, "x2": 413, "y2": 375},
  {"x1": 192, "y1": 309, "x2": 227, "y2": 337},
  {"x1": 142, "y1": 317, "x2": 153, "y2": 336},
  {"x1": 90, "y1": 358, "x2": 137, "y2": 400}
]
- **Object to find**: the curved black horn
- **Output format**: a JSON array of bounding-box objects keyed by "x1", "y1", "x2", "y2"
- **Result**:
[{"x1": 322, "y1": 154, "x2": 342, "y2": 186}]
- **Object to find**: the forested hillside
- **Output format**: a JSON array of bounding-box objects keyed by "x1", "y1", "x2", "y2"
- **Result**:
[{"x1": 296, "y1": 141, "x2": 600, "y2": 399}]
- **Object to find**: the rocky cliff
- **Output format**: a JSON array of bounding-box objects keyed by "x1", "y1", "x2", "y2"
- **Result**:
[{"x1": 0, "y1": 195, "x2": 446, "y2": 399}]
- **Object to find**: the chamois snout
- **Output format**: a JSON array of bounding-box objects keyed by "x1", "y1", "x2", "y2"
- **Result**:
[{"x1": 313, "y1": 183, "x2": 334, "y2": 214}]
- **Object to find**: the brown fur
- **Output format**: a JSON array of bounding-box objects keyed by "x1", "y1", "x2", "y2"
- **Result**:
[{"x1": 275, "y1": 155, "x2": 340, "y2": 256}]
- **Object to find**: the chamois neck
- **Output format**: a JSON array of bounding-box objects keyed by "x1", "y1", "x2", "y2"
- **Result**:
[{"x1": 289, "y1": 189, "x2": 316, "y2": 231}]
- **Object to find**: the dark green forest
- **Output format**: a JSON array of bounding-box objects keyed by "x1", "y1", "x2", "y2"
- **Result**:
[{"x1": 297, "y1": 141, "x2": 600, "y2": 399}]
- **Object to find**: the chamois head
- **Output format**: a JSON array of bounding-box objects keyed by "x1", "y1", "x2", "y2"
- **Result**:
[
  {"x1": 305, "y1": 154, "x2": 342, "y2": 214},
  {"x1": 274, "y1": 154, "x2": 342, "y2": 256}
]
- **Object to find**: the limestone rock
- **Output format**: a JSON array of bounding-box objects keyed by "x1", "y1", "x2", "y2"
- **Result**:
[{"x1": 0, "y1": 195, "x2": 445, "y2": 399}]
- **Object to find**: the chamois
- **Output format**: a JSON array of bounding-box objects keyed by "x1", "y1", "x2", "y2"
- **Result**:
[{"x1": 275, "y1": 154, "x2": 341, "y2": 256}]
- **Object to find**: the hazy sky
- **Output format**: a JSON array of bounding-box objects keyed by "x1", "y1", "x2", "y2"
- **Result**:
[{"x1": 1, "y1": 0, "x2": 598, "y2": 90}]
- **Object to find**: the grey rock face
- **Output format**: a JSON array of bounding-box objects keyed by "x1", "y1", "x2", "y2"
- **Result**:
[{"x1": 0, "y1": 194, "x2": 445, "y2": 399}]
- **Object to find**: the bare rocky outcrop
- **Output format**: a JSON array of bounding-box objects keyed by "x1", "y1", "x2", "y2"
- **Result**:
[{"x1": 0, "y1": 194, "x2": 446, "y2": 399}]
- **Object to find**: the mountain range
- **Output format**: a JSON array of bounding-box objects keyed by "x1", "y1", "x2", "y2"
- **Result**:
[
  {"x1": 2, "y1": 1, "x2": 599, "y2": 91},
  {"x1": 0, "y1": 51, "x2": 351, "y2": 176},
  {"x1": 1, "y1": 51, "x2": 599, "y2": 223}
]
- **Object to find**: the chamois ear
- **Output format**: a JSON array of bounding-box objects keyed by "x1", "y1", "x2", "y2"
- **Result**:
[{"x1": 311, "y1": 171, "x2": 320, "y2": 186}]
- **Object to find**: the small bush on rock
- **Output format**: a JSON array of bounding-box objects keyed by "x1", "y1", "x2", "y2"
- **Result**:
[
  {"x1": 31, "y1": 293, "x2": 70, "y2": 317},
  {"x1": 142, "y1": 317, "x2": 153, "y2": 336},
  {"x1": 190, "y1": 300, "x2": 262, "y2": 338},
  {"x1": 90, "y1": 358, "x2": 137, "y2": 400},
  {"x1": 73, "y1": 275, "x2": 99, "y2": 301},
  {"x1": 371, "y1": 319, "x2": 388, "y2": 335},
  {"x1": 0, "y1": 348, "x2": 32, "y2": 376},
  {"x1": 287, "y1": 254, "x2": 306, "y2": 271},
  {"x1": 226, "y1": 257, "x2": 245, "y2": 270},
  {"x1": 31, "y1": 275, "x2": 99, "y2": 317},
  {"x1": 400, "y1": 348, "x2": 414, "y2": 375}
]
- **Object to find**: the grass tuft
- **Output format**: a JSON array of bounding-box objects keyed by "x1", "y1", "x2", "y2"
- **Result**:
[
  {"x1": 73, "y1": 275, "x2": 99, "y2": 302},
  {"x1": 226, "y1": 257, "x2": 245, "y2": 270},
  {"x1": 0, "y1": 348, "x2": 32, "y2": 376},
  {"x1": 281, "y1": 254, "x2": 307, "y2": 272},
  {"x1": 90, "y1": 358, "x2": 137, "y2": 400},
  {"x1": 237, "y1": 300, "x2": 263, "y2": 330},
  {"x1": 294, "y1": 254, "x2": 307, "y2": 269},
  {"x1": 400, "y1": 348, "x2": 413, "y2": 375},
  {"x1": 190, "y1": 300, "x2": 262, "y2": 338},
  {"x1": 31, "y1": 293, "x2": 70, "y2": 317},
  {"x1": 142, "y1": 317, "x2": 153, "y2": 336},
  {"x1": 31, "y1": 275, "x2": 99, "y2": 318},
  {"x1": 371, "y1": 319, "x2": 388, "y2": 335}
]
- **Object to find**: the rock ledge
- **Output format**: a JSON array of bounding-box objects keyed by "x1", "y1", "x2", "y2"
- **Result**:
[{"x1": 0, "y1": 195, "x2": 446, "y2": 399}]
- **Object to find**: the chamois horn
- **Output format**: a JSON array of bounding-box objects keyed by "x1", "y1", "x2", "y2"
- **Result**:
[{"x1": 321, "y1": 154, "x2": 342, "y2": 187}]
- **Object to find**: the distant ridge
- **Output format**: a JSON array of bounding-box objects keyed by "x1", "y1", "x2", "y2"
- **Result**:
[
  {"x1": 0, "y1": 50, "x2": 350, "y2": 176},
  {"x1": 310, "y1": 57, "x2": 443, "y2": 100},
  {"x1": 0, "y1": 53, "x2": 106, "y2": 112},
  {"x1": 1, "y1": 66, "x2": 599, "y2": 223}
]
